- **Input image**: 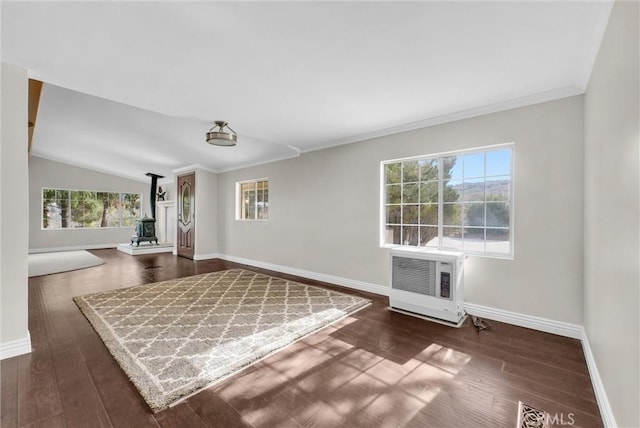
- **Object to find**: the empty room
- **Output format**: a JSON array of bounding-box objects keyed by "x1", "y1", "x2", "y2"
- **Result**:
[{"x1": 1, "y1": 1, "x2": 638, "y2": 427}]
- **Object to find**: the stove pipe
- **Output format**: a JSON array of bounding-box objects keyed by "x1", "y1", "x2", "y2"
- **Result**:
[{"x1": 145, "y1": 172, "x2": 164, "y2": 220}]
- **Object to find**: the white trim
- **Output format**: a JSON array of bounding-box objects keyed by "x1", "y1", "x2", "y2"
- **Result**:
[
  {"x1": 581, "y1": 330, "x2": 617, "y2": 428},
  {"x1": 212, "y1": 254, "x2": 613, "y2": 428},
  {"x1": 462, "y1": 302, "x2": 583, "y2": 339},
  {"x1": 380, "y1": 142, "x2": 515, "y2": 165},
  {"x1": 193, "y1": 252, "x2": 223, "y2": 261},
  {"x1": 116, "y1": 247, "x2": 622, "y2": 426},
  {"x1": 216, "y1": 151, "x2": 301, "y2": 174},
  {"x1": 206, "y1": 256, "x2": 582, "y2": 340},
  {"x1": 0, "y1": 333, "x2": 32, "y2": 360},
  {"x1": 29, "y1": 243, "x2": 120, "y2": 253},
  {"x1": 26, "y1": 245, "x2": 616, "y2": 426},
  {"x1": 301, "y1": 87, "x2": 583, "y2": 155},
  {"x1": 216, "y1": 254, "x2": 389, "y2": 296},
  {"x1": 172, "y1": 164, "x2": 218, "y2": 176},
  {"x1": 171, "y1": 153, "x2": 302, "y2": 176}
]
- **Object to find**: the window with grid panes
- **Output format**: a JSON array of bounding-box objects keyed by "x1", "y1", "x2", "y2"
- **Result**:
[
  {"x1": 382, "y1": 145, "x2": 513, "y2": 257},
  {"x1": 42, "y1": 188, "x2": 141, "y2": 229},
  {"x1": 238, "y1": 179, "x2": 269, "y2": 220}
]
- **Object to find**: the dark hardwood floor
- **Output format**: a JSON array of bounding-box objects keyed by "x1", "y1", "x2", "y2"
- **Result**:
[{"x1": 1, "y1": 249, "x2": 602, "y2": 427}]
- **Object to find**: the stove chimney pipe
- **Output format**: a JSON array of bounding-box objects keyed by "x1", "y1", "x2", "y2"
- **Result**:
[{"x1": 145, "y1": 172, "x2": 164, "y2": 220}]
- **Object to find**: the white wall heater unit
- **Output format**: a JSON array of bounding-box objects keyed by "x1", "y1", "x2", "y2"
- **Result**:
[{"x1": 389, "y1": 248, "x2": 465, "y2": 326}]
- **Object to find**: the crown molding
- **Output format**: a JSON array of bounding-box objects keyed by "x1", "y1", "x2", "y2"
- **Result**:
[{"x1": 302, "y1": 87, "x2": 584, "y2": 155}]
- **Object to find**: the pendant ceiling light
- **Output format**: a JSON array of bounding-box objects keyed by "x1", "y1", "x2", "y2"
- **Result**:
[{"x1": 206, "y1": 121, "x2": 237, "y2": 146}]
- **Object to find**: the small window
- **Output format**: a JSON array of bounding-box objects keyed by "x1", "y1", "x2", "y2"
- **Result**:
[
  {"x1": 381, "y1": 144, "x2": 513, "y2": 258},
  {"x1": 42, "y1": 188, "x2": 141, "y2": 229},
  {"x1": 237, "y1": 179, "x2": 269, "y2": 220}
]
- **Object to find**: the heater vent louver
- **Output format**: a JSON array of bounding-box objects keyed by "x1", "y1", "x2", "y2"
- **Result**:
[{"x1": 392, "y1": 257, "x2": 437, "y2": 296}]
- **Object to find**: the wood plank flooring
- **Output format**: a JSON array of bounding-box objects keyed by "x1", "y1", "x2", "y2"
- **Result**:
[{"x1": 1, "y1": 249, "x2": 602, "y2": 427}]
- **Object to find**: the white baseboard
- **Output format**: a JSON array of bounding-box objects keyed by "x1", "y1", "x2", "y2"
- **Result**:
[
  {"x1": 455, "y1": 303, "x2": 612, "y2": 427},
  {"x1": 0, "y1": 333, "x2": 31, "y2": 360},
  {"x1": 20, "y1": 249, "x2": 618, "y2": 427},
  {"x1": 174, "y1": 252, "x2": 614, "y2": 427},
  {"x1": 211, "y1": 254, "x2": 582, "y2": 339},
  {"x1": 216, "y1": 254, "x2": 390, "y2": 296},
  {"x1": 29, "y1": 243, "x2": 120, "y2": 254},
  {"x1": 193, "y1": 252, "x2": 222, "y2": 261},
  {"x1": 462, "y1": 302, "x2": 583, "y2": 339},
  {"x1": 581, "y1": 331, "x2": 617, "y2": 428}
]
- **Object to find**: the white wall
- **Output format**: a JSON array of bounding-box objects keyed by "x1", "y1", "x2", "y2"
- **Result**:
[
  {"x1": 1, "y1": 63, "x2": 31, "y2": 357},
  {"x1": 584, "y1": 1, "x2": 639, "y2": 426},
  {"x1": 194, "y1": 168, "x2": 218, "y2": 258},
  {"x1": 218, "y1": 95, "x2": 585, "y2": 325},
  {"x1": 28, "y1": 156, "x2": 150, "y2": 251}
]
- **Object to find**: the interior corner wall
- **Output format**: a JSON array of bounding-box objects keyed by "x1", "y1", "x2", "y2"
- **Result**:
[
  {"x1": 584, "y1": 1, "x2": 640, "y2": 426},
  {"x1": 1, "y1": 63, "x2": 30, "y2": 350},
  {"x1": 194, "y1": 168, "x2": 218, "y2": 258},
  {"x1": 217, "y1": 95, "x2": 585, "y2": 325},
  {"x1": 28, "y1": 156, "x2": 150, "y2": 251}
]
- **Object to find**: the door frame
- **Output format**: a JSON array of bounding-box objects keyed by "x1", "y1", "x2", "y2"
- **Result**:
[{"x1": 176, "y1": 172, "x2": 195, "y2": 259}]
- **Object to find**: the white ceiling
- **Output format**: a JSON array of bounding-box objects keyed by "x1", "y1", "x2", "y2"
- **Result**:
[{"x1": 2, "y1": 1, "x2": 613, "y2": 182}]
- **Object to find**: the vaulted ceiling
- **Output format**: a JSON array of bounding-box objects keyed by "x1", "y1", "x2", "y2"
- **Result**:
[{"x1": 2, "y1": 1, "x2": 613, "y2": 182}]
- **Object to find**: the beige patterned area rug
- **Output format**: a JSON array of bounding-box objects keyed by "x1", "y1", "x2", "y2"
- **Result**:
[{"x1": 74, "y1": 268, "x2": 370, "y2": 412}]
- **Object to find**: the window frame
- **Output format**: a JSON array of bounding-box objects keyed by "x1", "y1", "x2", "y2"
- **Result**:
[
  {"x1": 41, "y1": 187, "x2": 143, "y2": 230},
  {"x1": 235, "y1": 178, "x2": 269, "y2": 221},
  {"x1": 380, "y1": 143, "x2": 514, "y2": 259}
]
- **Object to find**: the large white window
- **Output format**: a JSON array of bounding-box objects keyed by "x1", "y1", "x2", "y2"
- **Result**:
[
  {"x1": 381, "y1": 144, "x2": 513, "y2": 257},
  {"x1": 237, "y1": 179, "x2": 269, "y2": 220},
  {"x1": 42, "y1": 188, "x2": 141, "y2": 229}
]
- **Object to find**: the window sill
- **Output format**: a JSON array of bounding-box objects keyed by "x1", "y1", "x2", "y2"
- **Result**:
[{"x1": 380, "y1": 244, "x2": 513, "y2": 260}]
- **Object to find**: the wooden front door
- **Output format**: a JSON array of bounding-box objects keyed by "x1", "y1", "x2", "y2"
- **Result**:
[{"x1": 177, "y1": 173, "x2": 195, "y2": 259}]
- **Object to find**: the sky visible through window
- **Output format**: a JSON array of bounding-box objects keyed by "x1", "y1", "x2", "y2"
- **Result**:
[{"x1": 448, "y1": 149, "x2": 511, "y2": 178}]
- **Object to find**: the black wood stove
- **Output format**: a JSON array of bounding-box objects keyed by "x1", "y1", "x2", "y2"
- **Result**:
[
  {"x1": 131, "y1": 172, "x2": 164, "y2": 246},
  {"x1": 131, "y1": 217, "x2": 158, "y2": 246}
]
